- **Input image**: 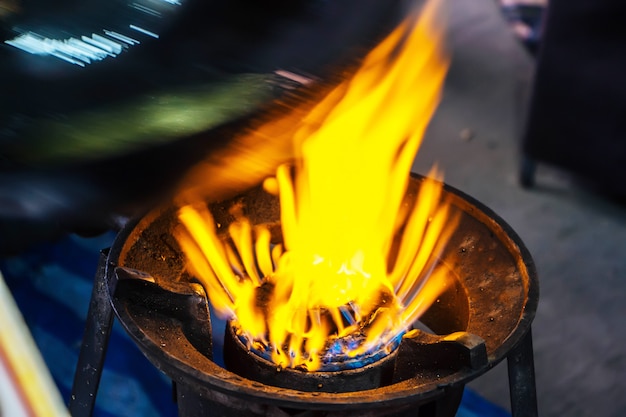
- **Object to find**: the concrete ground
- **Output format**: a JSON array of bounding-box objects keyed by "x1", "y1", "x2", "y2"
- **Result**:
[{"x1": 411, "y1": 1, "x2": 626, "y2": 416}]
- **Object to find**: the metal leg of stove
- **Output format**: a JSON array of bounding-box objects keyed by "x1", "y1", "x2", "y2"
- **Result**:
[
  {"x1": 519, "y1": 156, "x2": 537, "y2": 188},
  {"x1": 507, "y1": 328, "x2": 538, "y2": 417},
  {"x1": 69, "y1": 249, "x2": 114, "y2": 417}
]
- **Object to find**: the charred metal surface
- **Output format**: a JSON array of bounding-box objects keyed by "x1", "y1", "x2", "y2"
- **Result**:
[
  {"x1": 418, "y1": 276, "x2": 469, "y2": 335},
  {"x1": 508, "y1": 329, "x2": 538, "y2": 417},
  {"x1": 392, "y1": 331, "x2": 488, "y2": 385},
  {"x1": 69, "y1": 249, "x2": 113, "y2": 417},
  {"x1": 103, "y1": 174, "x2": 538, "y2": 416},
  {"x1": 111, "y1": 266, "x2": 213, "y2": 361}
]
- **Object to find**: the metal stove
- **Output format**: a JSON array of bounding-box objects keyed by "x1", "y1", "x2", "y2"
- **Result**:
[{"x1": 69, "y1": 174, "x2": 538, "y2": 417}]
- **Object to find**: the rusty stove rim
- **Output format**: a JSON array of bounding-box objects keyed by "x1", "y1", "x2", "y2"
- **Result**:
[{"x1": 105, "y1": 172, "x2": 539, "y2": 409}]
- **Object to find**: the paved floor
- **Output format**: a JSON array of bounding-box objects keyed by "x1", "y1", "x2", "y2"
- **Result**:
[{"x1": 412, "y1": 1, "x2": 626, "y2": 416}]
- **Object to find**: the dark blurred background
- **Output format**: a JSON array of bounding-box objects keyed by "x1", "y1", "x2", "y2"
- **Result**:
[{"x1": 0, "y1": 0, "x2": 406, "y2": 252}]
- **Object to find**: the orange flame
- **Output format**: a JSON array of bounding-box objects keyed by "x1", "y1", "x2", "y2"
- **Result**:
[{"x1": 176, "y1": 0, "x2": 457, "y2": 371}]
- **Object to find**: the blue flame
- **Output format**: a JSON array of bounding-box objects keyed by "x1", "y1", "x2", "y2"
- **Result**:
[{"x1": 241, "y1": 329, "x2": 406, "y2": 372}]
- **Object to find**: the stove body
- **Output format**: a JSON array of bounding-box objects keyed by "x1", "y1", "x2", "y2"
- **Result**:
[{"x1": 70, "y1": 174, "x2": 538, "y2": 417}]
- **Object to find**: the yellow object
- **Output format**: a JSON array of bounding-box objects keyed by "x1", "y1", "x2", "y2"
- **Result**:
[{"x1": 0, "y1": 271, "x2": 69, "y2": 417}]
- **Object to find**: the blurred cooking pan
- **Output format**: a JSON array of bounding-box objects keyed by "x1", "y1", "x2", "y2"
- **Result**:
[{"x1": 0, "y1": 0, "x2": 406, "y2": 231}]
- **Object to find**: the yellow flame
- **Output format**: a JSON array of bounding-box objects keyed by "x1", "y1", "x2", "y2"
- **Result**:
[{"x1": 176, "y1": 0, "x2": 458, "y2": 371}]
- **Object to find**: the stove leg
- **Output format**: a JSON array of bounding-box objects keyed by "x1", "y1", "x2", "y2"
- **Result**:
[
  {"x1": 519, "y1": 156, "x2": 537, "y2": 188},
  {"x1": 507, "y1": 328, "x2": 538, "y2": 417},
  {"x1": 69, "y1": 249, "x2": 114, "y2": 417}
]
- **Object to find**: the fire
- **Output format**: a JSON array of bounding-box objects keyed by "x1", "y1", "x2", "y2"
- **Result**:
[{"x1": 176, "y1": 0, "x2": 458, "y2": 371}]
